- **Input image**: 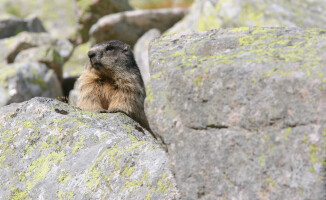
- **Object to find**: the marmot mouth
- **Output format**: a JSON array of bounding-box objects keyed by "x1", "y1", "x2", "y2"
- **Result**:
[{"x1": 91, "y1": 62, "x2": 103, "y2": 69}]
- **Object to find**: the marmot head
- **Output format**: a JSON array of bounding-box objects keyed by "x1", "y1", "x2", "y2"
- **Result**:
[{"x1": 87, "y1": 40, "x2": 139, "y2": 78}]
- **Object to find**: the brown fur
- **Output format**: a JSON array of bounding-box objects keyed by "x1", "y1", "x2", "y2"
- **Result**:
[{"x1": 77, "y1": 40, "x2": 152, "y2": 134}]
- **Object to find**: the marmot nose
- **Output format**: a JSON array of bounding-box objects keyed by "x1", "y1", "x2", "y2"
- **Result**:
[{"x1": 88, "y1": 52, "x2": 96, "y2": 59}]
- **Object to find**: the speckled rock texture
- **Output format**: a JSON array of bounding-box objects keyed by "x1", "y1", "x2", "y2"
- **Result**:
[
  {"x1": 0, "y1": 62, "x2": 62, "y2": 107},
  {"x1": 0, "y1": 97, "x2": 179, "y2": 200},
  {"x1": 0, "y1": 17, "x2": 46, "y2": 39},
  {"x1": 90, "y1": 8, "x2": 187, "y2": 46},
  {"x1": 14, "y1": 39, "x2": 73, "y2": 83},
  {"x1": 168, "y1": 0, "x2": 326, "y2": 33},
  {"x1": 0, "y1": 32, "x2": 52, "y2": 63},
  {"x1": 76, "y1": 0, "x2": 132, "y2": 42},
  {"x1": 134, "y1": 29, "x2": 161, "y2": 85},
  {"x1": 147, "y1": 27, "x2": 326, "y2": 199},
  {"x1": 0, "y1": 0, "x2": 77, "y2": 39},
  {"x1": 63, "y1": 42, "x2": 91, "y2": 78}
]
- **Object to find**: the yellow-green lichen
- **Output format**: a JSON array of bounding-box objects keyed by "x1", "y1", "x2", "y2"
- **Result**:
[
  {"x1": 197, "y1": 0, "x2": 234, "y2": 31},
  {"x1": 122, "y1": 167, "x2": 135, "y2": 177},
  {"x1": 238, "y1": 35, "x2": 255, "y2": 46},
  {"x1": 31, "y1": 77, "x2": 47, "y2": 90},
  {"x1": 100, "y1": 133, "x2": 108, "y2": 142},
  {"x1": 265, "y1": 177, "x2": 276, "y2": 187},
  {"x1": 72, "y1": 136, "x2": 85, "y2": 153},
  {"x1": 125, "y1": 141, "x2": 148, "y2": 153},
  {"x1": 258, "y1": 155, "x2": 265, "y2": 167},
  {"x1": 310, "y1": 145, "x2": 318, "y2": 165},
  {"x1": 0, "y1": 130, "x2": 15, "y2": 167},
  {"x1": 152, "y1": 72, "x2": 163, "y2": 79},
  {"x1": 9, "y1": 185, "x2": 28, "y2": 200},
  {"x1": 146, "y1": 188, "x2": 155, "y2": 200},
  {"x1": 229, "y1": 27, "x2": 250, "y2": 33},
  {"x1": 57, "y1": 170, "x2": 72, "y2": 183},
  {"x1": 123, "y1": 170, "x2": 149, "y2": 192},
  {"x1": 25, "y1": 151, "x2": 66, "y2": 191},
  {"x1": 146, "y1": 86, "x2": 154, "y2": 104},
  {"x1": 193, "y1": 75, "x2": 203, "y2": 87},
  {"x1": 23, "y1": 121, "x2": 36, "y2": 128},
  {"x1": 18, "y1": 172, "x2": 26, "y2": 182},
  {"x1": 85, "y1": 145, "x2": 119, "y2": 190},
  {"x1": 57, "y1": 190, "x2": 74, "y2": 200},
  {"x1": 156, "y1": 173, "x2": 171, "y2": 193},
  {"x1": 40, "y1": 141, "x2": 50, "y2": 150},
  {"x1": 22, "y1": 144, "x2": 37, "y2": 156},
  {"x1": 284, "y1": 127, "x2": 292, "y2": 141},
  {"x1": 123, "y1": 124, "x2": 133, "y2": 133}
]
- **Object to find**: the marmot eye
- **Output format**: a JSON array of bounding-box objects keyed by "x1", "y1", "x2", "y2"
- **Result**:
[{"x1": 106, "y1": 46, "x2": 114, "y2": 51}]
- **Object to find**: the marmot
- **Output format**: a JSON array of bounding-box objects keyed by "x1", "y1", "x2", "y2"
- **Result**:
[{"x1": 77, "y1": 40, "x2": 153, "y2": 136}]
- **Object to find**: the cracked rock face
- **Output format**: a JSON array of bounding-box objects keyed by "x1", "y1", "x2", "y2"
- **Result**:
[
  {"x1": 146, "y1": 27, "x2": 326, "y2": 199},
  {"x1": 0, "y1": 97, "x2": 179, "y2": 200}
]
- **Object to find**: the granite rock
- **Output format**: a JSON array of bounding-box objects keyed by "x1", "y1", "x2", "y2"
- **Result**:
[{"x1": 147, "y1": 27, "x2": 326, "y2": 199}]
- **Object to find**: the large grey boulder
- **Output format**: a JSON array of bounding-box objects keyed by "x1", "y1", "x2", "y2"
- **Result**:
[
  {"x1": 14, "y1": 39, "x2": 74, "y2": 83},
  {"x1": 0, "y1": 97, "x2": 179, "y2": 199},
  {"x1": 0, "y1": 17, "x2": 46, "y2": 39},
  {"x1": 0, "y1": 32, "x2": 52, "y2": 63},
  {"x1": 90, "y1": 8, "x2": 187, "y2": 46},
  {"x1": 76, "y1": 0, "x2": 132, "y2": 42},
  {"x1": 134, "y1": 29, "x2": 161, "y2": 84},
  {"x1": 147, "y1": 27, "x2": 326, "y2": 199},
  {"x1": 0, "y1": 62, "x2": 62, "y2": 107},
  {"x1": 168, "y1": 0, "x2": 326, "y2": 33},
  {"x1": 0, "y1": 32, "x2": 73, "y2": 83},
  {"x1": 0, "y1": 0, "x2": 77, "y2": 39}
]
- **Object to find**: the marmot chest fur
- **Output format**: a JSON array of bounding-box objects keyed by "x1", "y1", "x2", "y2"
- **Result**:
[{"x1": 77, "y1": 40, "x2": 151, "y2": 133}]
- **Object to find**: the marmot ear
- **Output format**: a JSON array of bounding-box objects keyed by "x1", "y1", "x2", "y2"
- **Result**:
[{"x1": 123, "y1": 45, "x2": 130, "y2": 52}]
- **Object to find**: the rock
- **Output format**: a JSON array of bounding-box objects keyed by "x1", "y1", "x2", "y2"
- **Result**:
[
  {"x1": 134, "y1": 29, "x2": 161, "y2": 84},
  {"x1": 26, "y1": 17, "x2": 46, "y2": 33},
  {"x1": 63, "y1": 42, "x2": 91, "y2": 78},
  {"x1": 0, "y1": 62, "x2": 62, "y2": 107},
  {"x1": 0, "y1": 97, "x2": 179, "y2": 199},
  {"x1": 14, "y1": 39, "x2": 74, "y2": 83},
  {"x1": 76, "y1": 0, "x2": 132, "y2": 42},
  {"x1": 130, "y1": 0, "x2": 194, "y2": 9},
  {"x1": 0, "y1": 17, "x2": 46, "y2": 39},
  {"x1": 147, "y1": 28, "x2": 326, "y2": 199},
  {"x1": 53, "y1": 38, "x2": 74, "y2": 62},
  {"x1": 0, "y1": 0, "x2": 77, "y2": 39},
  {"x1": 0, "y1": 32, "x2": 52, "y2": 63},
  {"x1": 90, "y1": 8, "x2": 187, "y2": 46},
  {"x1": 167, "y1": 0, "x2": 326, "y2": 33}
]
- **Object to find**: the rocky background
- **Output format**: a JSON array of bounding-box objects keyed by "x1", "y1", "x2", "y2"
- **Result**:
[{"x1": 0, "y1": 0, "x2": 326, "y2": 199}]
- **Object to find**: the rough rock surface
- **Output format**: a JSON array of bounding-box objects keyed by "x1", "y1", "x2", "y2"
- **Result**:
[
  {"x1": 168, "y1": 0, "x2": 326, "y2": 33},
  {"x1": 134, "y1": 29, "x2": 161, "y2": 84},
  {"x1": 0, "y1": 97, "x2": 179, "y2": 199},
  {"x1": 0, "y1": 62, "x2": 62, "y2": 107},
  {"x1": 63, "y1": 42, "x2": 91, "y2": 78},
  {"x1": 76, "y1": 0, "x2": 132, "y2": 42},
  {"x1": 0, "y1": 32, "x2": 73, "y2": 83},
  {"x1": 147, "y1": 28, "x2": 326, "y2": 199},
  {"x1": 0, "y1": 17, "x2": 46, "y2": 39},
  {"x1": 14, "y1": 40, "x2": 73, "y2": 83},
  {"x1": 0, "y1": 0, "x2": 77, "y2": 39},
  {"x1": 0, "y1": 32, "x2": 52, "y2": 63},
  {"x1": 90, "y1": 8, "x2": 187, "y2": 46}
]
